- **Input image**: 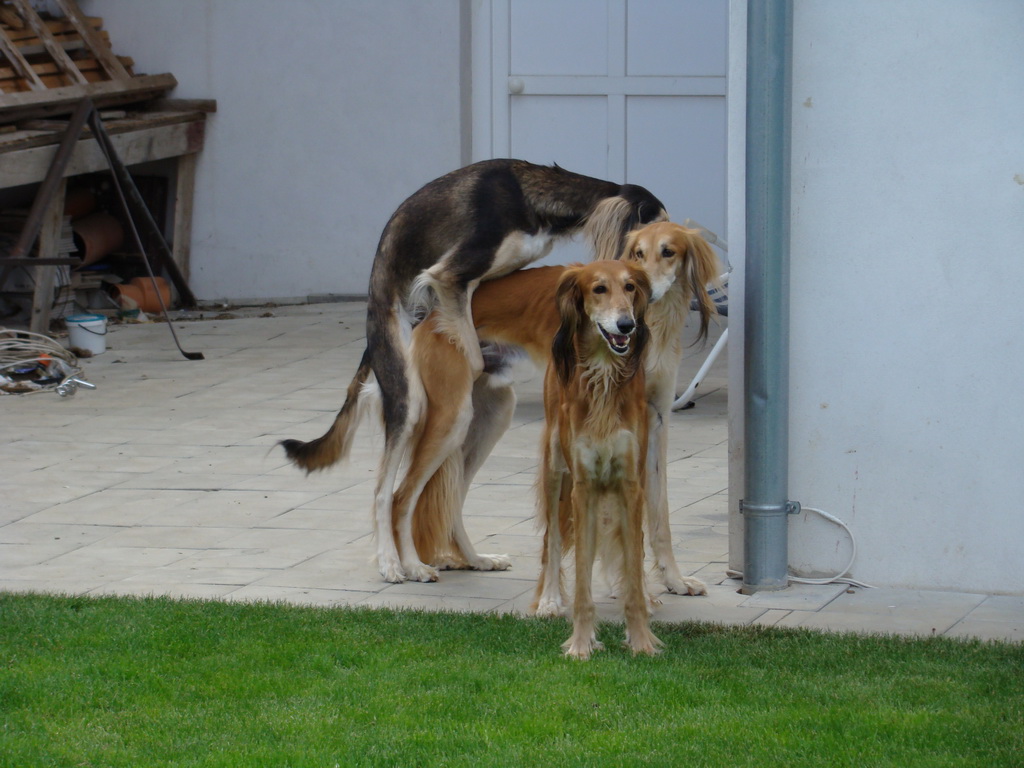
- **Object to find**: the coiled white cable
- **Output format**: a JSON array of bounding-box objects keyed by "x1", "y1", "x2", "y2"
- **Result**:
[
  {"x1": 726, "y1": 505, "x2": 875, "y2": 589},
  {"x1": 0, "y1": 328, "x2": 81, "y2": 394}
]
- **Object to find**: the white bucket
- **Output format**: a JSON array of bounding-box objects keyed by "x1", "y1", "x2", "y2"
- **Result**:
[{"x1": 66, "y1": 313, "x2": 107, "y2": 355}]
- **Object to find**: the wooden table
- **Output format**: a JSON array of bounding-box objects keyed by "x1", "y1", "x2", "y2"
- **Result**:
[{"x1": 0, "y1": 104, "x2": 210, "y2": 332}]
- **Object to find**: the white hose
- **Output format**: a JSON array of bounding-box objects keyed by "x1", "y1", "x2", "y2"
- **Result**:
[
  {"x1": 726, "y1": 505, "x2": 875, "y2": 589},
  {"x1": 0, "y1": 328, "x2": 81, "y2": 394}
]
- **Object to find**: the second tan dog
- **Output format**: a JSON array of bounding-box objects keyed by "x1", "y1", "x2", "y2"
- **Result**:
[{"x1": 411, "y1": 222, "x2": 721, "y2": 598}]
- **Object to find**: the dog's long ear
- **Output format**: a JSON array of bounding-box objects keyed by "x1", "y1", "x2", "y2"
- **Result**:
[
  {"x1": 552, "y1": 267, "x2": 584, "y2": 386},
  {"x1": 619, "y1": 227, "x2": 643, "y2": 261},
  {"x1": 627, "y1": 264, "x2": 652, "y2": 367},
  {"x1": 685, "y1": 232, "x2": 722, "y2": 344}
]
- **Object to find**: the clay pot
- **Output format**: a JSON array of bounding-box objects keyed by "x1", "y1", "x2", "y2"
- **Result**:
[
  {"x1": 64, "y1": 188, "x2": 99, "y2": 219},
  {"x1": 111, "y1": 277, "x2": 171, "y2": 313},
  {"x1": 72, "y1": 211, "x2": 124, "y2": 267}
]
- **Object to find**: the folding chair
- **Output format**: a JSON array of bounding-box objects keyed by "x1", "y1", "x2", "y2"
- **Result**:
[{"x1": 672, "y1": 220, "x2": 730, "y2": 411}]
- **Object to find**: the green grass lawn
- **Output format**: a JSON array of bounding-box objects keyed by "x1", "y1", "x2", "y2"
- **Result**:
[{"x1": 1, "y1": 592, "x2": 1021, "y2": 767}]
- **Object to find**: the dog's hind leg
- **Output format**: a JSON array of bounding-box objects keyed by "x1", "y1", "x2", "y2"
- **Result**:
[
  {"x1": 645, "y1": 404, "x2": 708, "y2": 596},
  {"x1": 390, "y1": 319, "x2": 476, "y2": 581},
  {"x1": 447, "y1": 374, "x2": 516, "y2": 571}
]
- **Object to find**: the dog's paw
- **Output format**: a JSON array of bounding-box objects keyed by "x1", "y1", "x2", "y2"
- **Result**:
[
  {"x1": 470, "y1": 553, "x2": 511, "y2": 571},
  {"x1": 665, "y1": 575, "x2": 708, "y2": 596},
  {"x1": 531, "y1": 596, "x2": 564, "y2": 618},
  {"x1": 405, "y1": 562, "x2": 439, "y2": 583},
  {"x1": 434, "y1": 556, "x2": 467, "y2": 571},
  {"x1": 625, "y1": 628, "x2": 664, "y2": 657},
  {"x1": 379, "y1": 559, "x2": 407, "y2": 584},
  {"x1": 562, "y1": 635, "x2": 604, "y2": 660}
]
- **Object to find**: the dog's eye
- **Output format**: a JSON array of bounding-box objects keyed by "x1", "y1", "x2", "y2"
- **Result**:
[
  {"x1": 593, "y1": 285, "x2": 607, "y2": 294},
  {"x1": 625, "y1": 283, "x2": 636, "y2": 292},
  {"x1": 634, "y1": 248, "x2": 643, "y2": 258},
  {"x1": 661, "y1": 247, "x2": 675, "y2": 258}
]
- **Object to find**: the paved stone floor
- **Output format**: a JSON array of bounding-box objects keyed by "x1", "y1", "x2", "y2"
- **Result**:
[{"x1": 1, "y1": 303, "x2": 1021, "y2": 643}]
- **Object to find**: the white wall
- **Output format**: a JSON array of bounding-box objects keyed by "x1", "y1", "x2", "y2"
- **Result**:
[
  {"x1": 83, "y1": 0, "x2": 467, "y2": 301},
  {"x1": 731, "y1": 1, "x2": 1024, "y2": 594}
]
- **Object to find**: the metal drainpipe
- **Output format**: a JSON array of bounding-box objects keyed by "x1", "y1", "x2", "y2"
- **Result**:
[{"x1": 742, "y1": 0, "x2": 797, "y2": 594}]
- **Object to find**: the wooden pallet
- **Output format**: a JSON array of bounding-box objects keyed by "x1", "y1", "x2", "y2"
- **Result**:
[{"x1": 0, "y1": 0, "x2": 176, "y2": 124}]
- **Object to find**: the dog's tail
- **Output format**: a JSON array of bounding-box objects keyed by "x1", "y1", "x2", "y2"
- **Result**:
[
  {"x1": 584, "y1": 195, "x2": 668, "y2": 263},
  {"x1": 410, "y1": 453, "x2": 465, "y2": 566},
  {"x1": 407, "y1": 267, "x2": 474, "y2": 356},
  {"x1": 685, "y1": 230, "x2": 722, "y2": 344},
  {"x1": 280, "y1": 350, "x2": 375, "y2": 473}
]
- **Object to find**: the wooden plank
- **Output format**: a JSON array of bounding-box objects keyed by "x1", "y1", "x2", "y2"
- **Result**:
[
  {"x1": 171, "y1": 152, "x2": 196, "y2": 286},
  {"x1": 10, "y1": 0, "x2": 88, "y2": 86},
  {"x1": 4, "y1": 17, "x2": 103, "y2": 42},
  {"x1": 0, "y1": 110, "x2": 205, "y2": 155},
  {"x1": 0, "y1": 6, "x2": 25, "y2": 30},
  {"x1": 0, "y1": 72, "x2": 177, "y2": 123},
  {"x1": 147, "y1": 98, "x2": 218, "y2": 114},
  {"x1": 0, "y1": 117, "x2": 206, "y2": 188},
  {"x1": 3, "y1": 36, "x2": 109, "y2": 60},
  {"x1": 29, "y1": 176, "x2": 67, "y2": 333},
  {"x1": 0, "y1": 55, "x2": 134, "y2": 85},
  {"x1": 53, "y1": 0, "x2": 130, "y2": 80},
  {"x1": 0, "y1": 24, "x2": 46, "y2": 90}
]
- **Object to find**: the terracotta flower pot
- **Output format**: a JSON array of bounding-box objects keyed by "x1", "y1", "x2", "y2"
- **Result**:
[
  {"x1": 72, "y1": 211, "x2": 124, "y2": 267},
  {"x1": 111, "y1": 277, "x2": 170, "y2": 313}
]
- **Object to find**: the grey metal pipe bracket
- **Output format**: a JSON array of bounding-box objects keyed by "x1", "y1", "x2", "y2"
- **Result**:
[{"x1": 740, "y1": 500, "x2": 802, "y2": 516}]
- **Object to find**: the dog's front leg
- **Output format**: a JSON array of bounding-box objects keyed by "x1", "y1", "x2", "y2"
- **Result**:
[
  {"x1": 646, "y1": 404, "x2": 707, "y2": 596},
  {"x1": 563, "y1": 479, "x2": 603, "y2": 660},
  {"x1": 531, "y1": 434, "x2": 568, "y2": 617},
  {"x1": 620, "y1": 478, "x2": 663, "y2": 656}
]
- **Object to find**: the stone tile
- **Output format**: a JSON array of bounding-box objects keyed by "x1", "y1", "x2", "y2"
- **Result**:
[
  {"x1": 381, "y1": 570, "x2": 536, "y2": 602},
  {"x1": 740, "y1": 582, "x2": 848, "y2": 611},
  {"x1": 0, "y1": 522, "x2": 120, "y2": 547},
  {"x1": 99, "y1": 526, "x2": 243, "y2": 549},
  {"x1": 945, "y1": 595, "x2": 1024, "y2": 643},
  {"x1": 750, "y1": 609, "x2": 792, "y2": 627},
  {"x1": 0, "y1": 542, "x2": 78, "y2": 567},
  {"x1": 169, "y1": 547, "x2": 318, "y2": 572},
  {"x1": 44, "y1": 545, "x2": 194, "y2": 570},
  {"x1": 775, "y1": 588, "x2": 987, "y2": 638}
]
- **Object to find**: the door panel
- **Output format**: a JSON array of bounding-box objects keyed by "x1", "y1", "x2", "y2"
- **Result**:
[
  {"x1": 511, "y1": 0, "x2": 608, "y2": 76},
  {"x1": 476, "y1": 0, "x2": 728, "y2": 258},
  {"x1": 627, "y1": 95, "x2": 727, "y2": 241},
  {"x1": 510, "y1": 96, "x2": 609, "y2": 178},
  {"x1": 627, "y1": 0, "x2": 729, "y2": 76}
]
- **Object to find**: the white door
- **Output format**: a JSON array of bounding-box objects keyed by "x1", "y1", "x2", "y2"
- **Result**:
[{"x1": 472, "y1": 0, "x2": 728, "y2": 264}]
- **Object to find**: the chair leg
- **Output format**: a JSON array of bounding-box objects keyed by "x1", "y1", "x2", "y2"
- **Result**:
[{"x1": 672, "y1": 327, "x2": 728, "y2": 411}]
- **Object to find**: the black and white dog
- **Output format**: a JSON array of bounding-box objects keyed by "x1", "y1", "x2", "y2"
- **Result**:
[{"x1": 282, "y1": 159, "x2": 667, "y2": 583}]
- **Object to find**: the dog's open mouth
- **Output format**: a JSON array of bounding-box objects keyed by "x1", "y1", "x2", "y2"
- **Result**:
[{"x1": 600, "y1": 326, "x2": 633, "y2": 355}]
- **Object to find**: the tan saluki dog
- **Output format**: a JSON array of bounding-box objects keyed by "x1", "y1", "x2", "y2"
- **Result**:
[{"x1": 536, "y1": 260, "x2": 658, "y2": 658}]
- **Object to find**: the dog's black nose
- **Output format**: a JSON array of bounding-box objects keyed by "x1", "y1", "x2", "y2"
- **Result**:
[{"x1": 617, "y1": 318, "x2": 636, "y2": 335}]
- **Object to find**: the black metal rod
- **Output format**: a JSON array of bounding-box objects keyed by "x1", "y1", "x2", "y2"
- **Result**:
[
  {"x1": 85, "y1": 107, "x2": 198, "y2": 308},
  {"x1": 87, "y1": 105, "x2": 204, "y2": 361}
]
